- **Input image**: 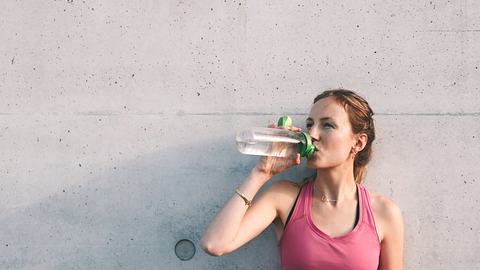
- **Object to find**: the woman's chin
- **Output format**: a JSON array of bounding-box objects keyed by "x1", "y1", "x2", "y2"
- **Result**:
[
  {"x1": 306, "y1": 153, "x2": 330, "y2": 169},
  {"x1": 306, "y1": 158, "x2": 320, "y2": 169}
]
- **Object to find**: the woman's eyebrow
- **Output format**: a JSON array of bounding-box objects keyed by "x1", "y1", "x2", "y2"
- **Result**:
[{"x1": 306, "y1": 117, "x2": 334, "y2": 121}]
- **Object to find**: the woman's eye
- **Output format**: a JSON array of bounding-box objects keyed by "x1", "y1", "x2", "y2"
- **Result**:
[{"x1": 306, "y1": 123, "x2": 333, "y2": 129}]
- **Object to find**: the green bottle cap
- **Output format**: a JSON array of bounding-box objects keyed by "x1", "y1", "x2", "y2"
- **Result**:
[
  {"x1": 298, "y1": 131, "x2": 315, "y2": 158},
  {"x1": 277, "y1": 116, "x2": 315, "y2": 158},
  {"x1": 277, "y1": 116, "x2": 292, "y2": 127}
]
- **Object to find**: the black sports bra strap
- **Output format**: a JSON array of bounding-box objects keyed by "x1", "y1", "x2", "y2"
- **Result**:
[{"x1": 284, "y1": 185, "x2": 303, "y2": 231}]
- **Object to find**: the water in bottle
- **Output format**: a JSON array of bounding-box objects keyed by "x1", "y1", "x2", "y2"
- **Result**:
[{"x1": 235, "y1": 116, "x2": 315, "y2": 158}]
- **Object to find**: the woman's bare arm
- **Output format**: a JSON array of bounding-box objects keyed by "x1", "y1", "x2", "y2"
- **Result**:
[
  {"x1": 200, "y1": 123, "x2": 301, "y2": 256},
  {"x1": 199, "y1": 168, "x2": 274, "y2": 256},
  {"x1": 378, "y1": 196, "x2": 404, "y2": 270}
]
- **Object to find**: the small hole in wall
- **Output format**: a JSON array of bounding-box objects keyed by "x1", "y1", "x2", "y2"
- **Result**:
[{"x1": 175, "y1": 239, "x2": 195, "y2": 261}]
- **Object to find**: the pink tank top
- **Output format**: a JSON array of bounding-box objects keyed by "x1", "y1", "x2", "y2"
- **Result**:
[{"x1": 278, "y1": 179, "x2": 381, "y2": 270}]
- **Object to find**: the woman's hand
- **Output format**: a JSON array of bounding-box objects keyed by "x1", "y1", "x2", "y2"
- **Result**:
[{"x1": 253, "y1": 123, "x2": 302, "y2": 177}]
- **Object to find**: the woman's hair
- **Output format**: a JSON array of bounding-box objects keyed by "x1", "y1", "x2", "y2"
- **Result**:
[{"x1": 311, "y1": 89, "x2": 375, "y2": 184}]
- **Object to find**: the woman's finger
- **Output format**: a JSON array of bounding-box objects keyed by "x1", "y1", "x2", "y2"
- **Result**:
[
  {"x1": 288, "y1": 153, "x2": 301, "y2": 167},
  {"x1": 285, "y1": 126, "x2": 302, "y2": 132},
  {"x1": 293, "y1": 154, "x2": 300, "y2": 166}
]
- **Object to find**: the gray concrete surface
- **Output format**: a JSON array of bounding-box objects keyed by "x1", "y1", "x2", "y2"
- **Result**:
[{"x1": 1, "y1": 0, "x2": 479, "y2": 269}]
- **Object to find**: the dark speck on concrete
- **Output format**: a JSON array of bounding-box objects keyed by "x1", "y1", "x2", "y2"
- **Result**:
[
  {"x1": 131, "y1": 73, "x2": 135, "y2": 77},
  {"x1": 79, "y1": 163, "x2": 82, "y2": 167},
  {"x1": 67, "y1": 0, "x2": 73, "y2": 3},
  {"x1": 11, "y1": 57, "x2": 14, "y2": 65},
  {"x1": 210, "y1": 8, "x2": 213, "y2": 11},
  {"x1": 197, "y1": 92, "x2": 200, "y2": 96}
]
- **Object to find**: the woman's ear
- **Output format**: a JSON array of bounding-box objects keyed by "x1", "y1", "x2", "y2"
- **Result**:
[{"x1": 355, "y1": 133, "x2": 368, "y2": 152}]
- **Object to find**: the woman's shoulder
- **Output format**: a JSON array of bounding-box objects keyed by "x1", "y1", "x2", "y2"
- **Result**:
[
  {"x1": 267, "y1": 176, "x2": 312, "y2": 196},
  {"x1": 267, "y1": 178, "x2": 310, "y2": 230},
  {"x1": 266, "y1": 179, "x2": 301, "y2": 198},
  {"x1": 265, "y1": 177, "x2": 312, "y2": 207},
  {"x1": 367, "y1": 190, "x2": 402, "y2": 218},
  {"x1": 366, "y1": 189, "x2": 403, "y2": 242}
]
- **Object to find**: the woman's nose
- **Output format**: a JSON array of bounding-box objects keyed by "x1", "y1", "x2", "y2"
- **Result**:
[{"x1": 307, "y1": 126, "x2": 320, "y2": 141}]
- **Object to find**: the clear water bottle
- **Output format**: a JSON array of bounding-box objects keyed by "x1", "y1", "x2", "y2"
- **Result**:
[{"x1": 235, "y1": 116, "x2": 316, "y2": 158}]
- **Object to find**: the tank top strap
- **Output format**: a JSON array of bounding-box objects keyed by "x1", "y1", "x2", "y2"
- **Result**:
[
  {"x1": 301, "y1": 179, "x2": 314, "y2": 217},
  {"x1": 284, "y1": 181, "x2": 308, "y2": 230},
  {"x1": 286, "y1": 179, "x2": 311, "y2": 223},
  {"x1": 298, "y1": 180, "x2": 311, "y2": 215},
  {"x1": 358, "y1": 184, "x2": 377, "y2": 228}
]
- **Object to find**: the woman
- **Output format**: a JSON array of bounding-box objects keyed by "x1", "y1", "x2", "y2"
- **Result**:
[{"x1": 200, "y1": 89, "x2": 404, "y2": 269}]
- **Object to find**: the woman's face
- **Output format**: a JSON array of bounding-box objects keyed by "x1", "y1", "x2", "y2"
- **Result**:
[{"x1": 305, "y1": 96, "x2": 357, "y2": 169}]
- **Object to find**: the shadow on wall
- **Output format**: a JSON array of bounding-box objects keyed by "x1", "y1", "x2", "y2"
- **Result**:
[{"x1": 0, "y1": 136, "x2": 314, "y2": 270}]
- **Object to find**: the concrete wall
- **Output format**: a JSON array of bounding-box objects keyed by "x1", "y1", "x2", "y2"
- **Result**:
[{"x1": 1, "y1": 0, "x2": 479, "y2": 269}]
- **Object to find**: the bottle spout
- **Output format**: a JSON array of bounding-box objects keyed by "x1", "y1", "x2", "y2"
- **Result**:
[{"x1": 298, "y1": 131, "x2": 316, "y2": 158}]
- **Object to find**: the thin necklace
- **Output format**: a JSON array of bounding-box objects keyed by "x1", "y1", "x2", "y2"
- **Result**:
[{"x1": 314, "y1": 181, "x2": 357, "y2": 203}]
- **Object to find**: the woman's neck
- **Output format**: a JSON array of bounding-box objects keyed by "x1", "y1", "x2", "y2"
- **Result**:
[{"x1": 313, "y1": 167, "x2": 357, "y2": 204}]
